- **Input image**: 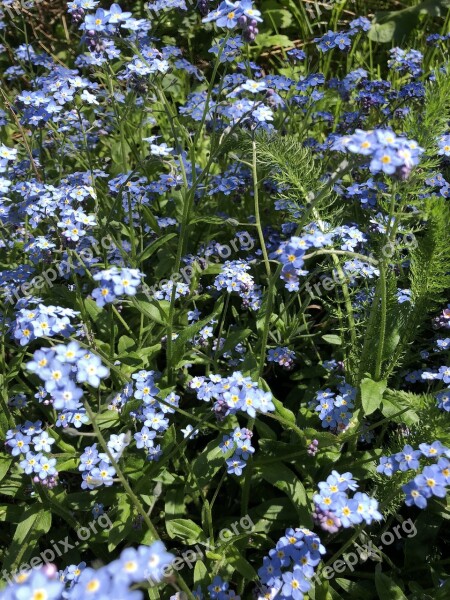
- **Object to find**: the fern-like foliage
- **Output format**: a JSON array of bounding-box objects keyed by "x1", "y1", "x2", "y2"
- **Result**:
[
  {"x1": 236, "y1": 130, "x2": 344, "y2": 220},
  {"x1": 404, "y1": 68, "x2": 450, "y2": 154},
  {"x1": 383, "y1": 197, "x2": 450, "y2": 378},
  {"x1": 373, "y1": 390, "x2": 450, "y2": 517},
  {"x1": 251, "y1": 131, "x2": 318, "y2": 199}
]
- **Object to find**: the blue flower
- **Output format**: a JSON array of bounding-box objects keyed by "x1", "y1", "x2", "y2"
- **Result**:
[
  {"x1": 36, "y1": 455, "x2": 58, "y2": 480},
  {"x1": 134, "y1": 426, "x2": 157, "y2": 449},
  {"x1": 52, "y1": 381, "x2": 84, "y2": 410},
  {"x1": 395, "y1": 445, "x2": 421, "y2": 471},
  {"x1": 73, "y1": 567, "x2": 111, "y2": 596},
  {"x1": 138, "y1": 540, "x2": 174, "y2": 584},
  {"x1": 89, "y1": 461, "x2": 116, "y2": 486},
  {"x1": 84, "y1": 8, "x2": 110, "y2": 31},
  {"x1": 207, "y1": 575, "x2": 229, "y2": 598},
  {"x1": 8, "y1": 432, "x2": 31, "y2": 456},
  {"x1": 281, "y1": 567, "x2": 310, "y2": 599},
  {"x1": 76, "y1": 354, "x2": 109, "y2": 387},
  {"x1": 92, "y1": 503, "x2": 104, "y2": 519},
  {"x1": 377, "y1": 455, "x2": 399, "y2": 476},
  {"x1": 14, "y1": 570, "x2": 63, "y2": 600},
  {"x1": 32, "y1": 431, "x2": 55, "y2": 453},
  {"x1": 226, "y1": 455, "x2": 247, "y2": 475},
  {"x1": 419, "y1": 441, "x2": 448, "y2": 458},
  {"x1": 414, "y1": 465, "x2": 447, "y2": 498},
  {"x1": 403, "y1": 480, "x2": 429, "y2": 508},
  {"x1": 19, "y1": 451, "x2": 42, "y2": 475},
  {"x1": 107, "y1": 547, "x2": 143, "y2": 584},
  {"x1": 334, "y1": 496, "x2": 361, "y2": 527}
]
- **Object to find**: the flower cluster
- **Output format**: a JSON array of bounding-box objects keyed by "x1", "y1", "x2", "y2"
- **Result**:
[
  {"x1": 189, "y1": 371, "x2": 275, "y2": 420},
  {"x1": 307, "y1": 439, "x2": 319, "y2": 456},
  {"x1": 213, "y1": 260, "x2": 262, "y2": 310},
  {"x1": 388, "y1": 48, "x2": 423, "y2": 77},
  {"x1": 78, "y1": 436, "x2": 130, "y2": 489},
  {"x1": 202, "y1": 0, "x2": 263, "y2": 42},
  {"x1": 257, "y1": 527, "x2": 326, "y2": 600},
  {"x1": 109, "y1": 369, "x2": 179, "y2": 462},
  {"x1": 220, "y1": 426, "x2": 254, "y2": 475},
  {"x1": 312, "y1": 380, "x2": 356, "y2": 433},
  {"x1": 0, "y1": 143, "x2": 17, "y2": 172},
  {"x1": 313, "y1": 471, "x2": 382, "y2": 532},
  {"x1": 267, "y1": 346, "x2": 296, "y2": 369},
  {"x1": 153, "y1": 279, "x2": 190, "y2": 301},
  {"x1": 188, "y1": 574, "x2": 241, "y2": 599},
  {"x1": 314, "y1": 18, "x2": 370, "y2": 53},
  {"x1": 92, "y1": 266, "x2": 143, "y2": 307},
  {"x1": 272, "y1": 227, "x2": 334, "y2": 292},
  {"x1": 377, "y1": 441, "x2": 450, "y2": 508},
  {"x1": 26, "y1": 342, "x2": 108, "y2": 432},
  {"x1": 333, "y1": 129, "x2": 424, "y2": 177},
  {"x1": 3, "y1": 541, "x2": 174, "y2": 599},
  {"x1": 421, "y1": 364, "x2": 450, "y2": 412},
  {"x1": 5, "y1": 421, "x2": 58, "y2": 487},
  {"x1": 12, "y1": 303, "x2": 80, "y2": 346}
]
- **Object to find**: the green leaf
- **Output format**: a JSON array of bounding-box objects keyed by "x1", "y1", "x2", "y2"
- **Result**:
[
  {"x1": 226, "y1": 545, "x2": 257, "y2": 580},
  {"x1": 381, "y1": 393, "x2": 420, "y2": 426},
  {"x1": 404, "y1": 511, "x2": 441, "y2": 566},
  {"x1": 56, "y1": 454, "x2": 78, "y2": 471},
  {"x1": 322, "y1": 334, "x2": 342, "y2": 345},
  {"x1": 368, "y1": 20, "x2": 397, "y2": 43},
  {"x1": 249, "y1": 497, "x2": 298, "y2": 533},
  {"x1": 165, "y1": 487, "x2": 186, "y2": 520},
  {"x1": 255, "y1": 33, "x2": 292, "y2": 48},
  {"x1": 84, "y1": 298, "x2": 103, "y2": 323},
  {"x1": 192, "y1": 437, "x2": 226, "y2": 489},
  {"x1": 375, "y1": 566, "x2": 408, "y2": 599},
  {"x1": 194, "y1": 560, "x2": 208, "y2": 587},
  {"x1": 190, "y1": 215, "x2": 229, "y2": 225},
  {"x1": 137, "y1": 233, "x2": 177, "y2": 264},
  {"x1": 108, "y1": 493, "x2": 133, "y2": 550},
  {"x1": 220, "y1": 328, "x2": 252, "y2": 355},
  {"x1": 3, "y1": 504, "x2": 52, "y2": 573},
  {"x1": 131, "y1": 294, "x2": 168, "y2": 325},
  {"x1": 336, "y1": 578, "x2": 377, "y2": 597},
  {"x1": 0, "y1": 453, "x2": 13, "y2": 482},
  {"x1": 141, "y1": 206, "x2": 162, "y2": 236},
  {"x1": 118, "y1": 335, "x2": 136, "y2": 354},
  {"x1": 166, "y1": 519, "x2": 206, "y2": 544},
  {"x1": 256, "y1": 463, "x2": 312, "y2": 525},
  {"x1": 361, "y1": 377, "x2": 387, "y2": 416},
  {"x1": 171, "y1": 298, "x2": 224, "y2": 367},
  {"x1": 368, "y1": 0, "x2": 450, "y2": 44},
  {"x1": 95, "y1": 410, "x2": 120, "y2": 430},
  {"x1": 272, "y1": 397, "x2": 296, "y2": 425},
  {"x1": 265, "y1": 8, "x2": 293, "y2": 28}
]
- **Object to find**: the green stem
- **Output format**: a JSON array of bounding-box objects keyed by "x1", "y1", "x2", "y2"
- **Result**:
[
  {"x1": 83, "y1": 401, "x2": 196, "y2": 600},
  {"x1": 374, "y1": 262, "x2": 387, "y2": 381}
]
